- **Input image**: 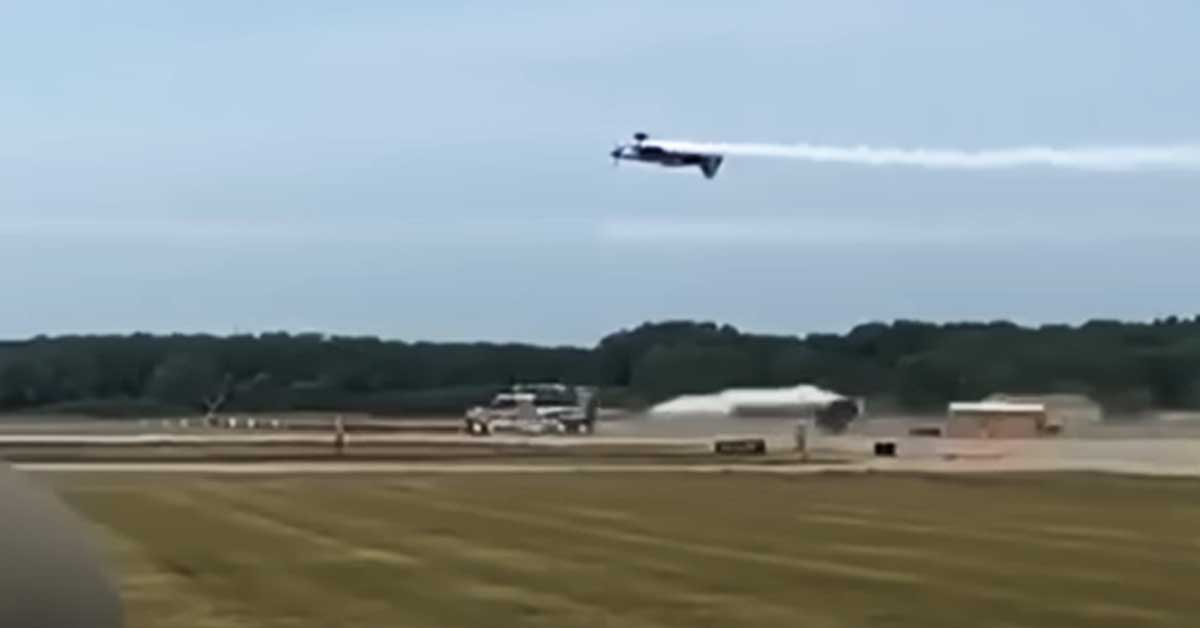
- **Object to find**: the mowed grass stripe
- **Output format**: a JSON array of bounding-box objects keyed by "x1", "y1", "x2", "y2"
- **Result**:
[
  {"x1": 430, "y1": 495, "x2": 923, "y2": 583},
  {"x1": 427, "y1": 493, "x2": 1138, "y2": 620},
  {"x1": 349, "y1": 478, "x2": 923, "y2": 584},
  {"x1": 802, "y1": 502, "x2": 1194, "y2": 557},
  {"x1": 536, "y1": 474, "x2": 1191, "y2": 556},
  {"x1": 367, "y1": 476, "x2": 1194, "y2": 627},
  {"x1": 272, "y1": 482, "x2": 845, "y2": 628},
  {"x1": 51, "y1": 473, "x2": 1200, "y2": 628},
  {"x1": 185, "y1": 479, "x2": 697, "y2": 628},
  {"x1": 786, "y1": 505, "x2": 1200, "y2": 610},
  {"x1": 797, "y1": 508, "x2": 1193, "y2": 559},
  {"x1": 362, "y1": 484, "x2": 1085, "y2": 628},
  {"x1": 74, "y1": 481, "x2": 632, "y2": 628},
  {"x1": 540, "y1": 475, "x2": 1196, "y2": 585},
  {"x1": 235, "y1": 478, "x2": 876, "y2": 628},
  {"x1": 306, "y1": 480, "x2": 952, "y2": 628},
  {"x1": 212, "y1": 478, "x2": 960, "y2": 628},
  {"x1": 83, "y1": 523, "x2": 235, "y2": 628},
  {"x1": 61, "y1": 488, "x2": 403, "y2": 627},
  {"x1": 491, "y1": 479, "x2": 1193, "y2": 614},
  {"x1": 397, "y1": 474, "x2": 1198, "y2": 624}
]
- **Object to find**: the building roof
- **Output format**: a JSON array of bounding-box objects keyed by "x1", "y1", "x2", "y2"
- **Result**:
[
  {"x1": 985, "y1": 393, "x2": 1099, "y2": 408},
  {"x1": 949, "y1": 401, "x2": 1045, "y2": 414}
]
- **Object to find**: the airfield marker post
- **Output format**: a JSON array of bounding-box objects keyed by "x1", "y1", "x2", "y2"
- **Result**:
[
  {"x1": 333, "y1": 415, "x2": 346, "y2": 455},
  {"x1": 794, "y1": 423, "x2": 808, "y2": 460}
]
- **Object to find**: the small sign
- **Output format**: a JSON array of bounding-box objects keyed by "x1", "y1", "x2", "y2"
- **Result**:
[{"x1": 714, "y1": 438, "x2": 767, "y2": 455}]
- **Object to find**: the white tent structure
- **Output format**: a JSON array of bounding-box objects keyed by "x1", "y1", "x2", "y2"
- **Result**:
[{"x1": 649, "y1": 384, "x2": 849, "y2": 417}]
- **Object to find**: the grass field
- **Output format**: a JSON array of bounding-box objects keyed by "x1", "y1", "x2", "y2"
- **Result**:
[{"x1": 46, "y1": 471, "x2": 1200, "y2": 628}]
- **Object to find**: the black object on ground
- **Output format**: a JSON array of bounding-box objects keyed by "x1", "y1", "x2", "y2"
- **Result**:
[{"x1": 714, "y1": 438, "x2": 768, "y2": 455}]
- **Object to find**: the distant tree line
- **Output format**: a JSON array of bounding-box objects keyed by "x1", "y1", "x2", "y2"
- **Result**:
[{"x1": 3, "y1": 317, "x2": 1200, "y2": 417}]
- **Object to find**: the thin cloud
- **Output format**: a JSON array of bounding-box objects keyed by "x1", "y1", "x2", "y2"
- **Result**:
[
  {"x1": 0, "y1": 217, "x2": 591, "y2": 245},
  {"x1": 597, "y1": 217, "x2": 1200, "y2": 246}
]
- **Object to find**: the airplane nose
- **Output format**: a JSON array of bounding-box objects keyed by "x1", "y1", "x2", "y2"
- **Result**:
[{"x1": 610, "y1": 149, "x2": 621, "y2": 159}]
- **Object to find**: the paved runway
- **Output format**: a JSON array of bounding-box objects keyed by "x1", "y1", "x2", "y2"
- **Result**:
[
  {"x1": 0, "y1": 432, "x2": 714, "y2": 449},
  {"x1": 4, "y1": 415, "x2": 1198, "y2": 477},
  {"x1": 16, "y1": 456, "x2": 1200, "y2": 477}
]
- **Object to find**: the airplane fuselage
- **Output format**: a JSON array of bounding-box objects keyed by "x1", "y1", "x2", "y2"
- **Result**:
[{"x1": 610, "y1": 134, "x2": 724, "y2": 179}]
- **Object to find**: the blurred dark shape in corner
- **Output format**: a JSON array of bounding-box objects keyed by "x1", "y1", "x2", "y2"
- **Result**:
[{"x1": 0, "y1": 464, "x2": 124, "y2": 628}]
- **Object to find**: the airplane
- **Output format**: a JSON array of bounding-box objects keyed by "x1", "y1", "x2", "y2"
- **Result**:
[{"x1": 610, "y1": 132, "x2": 724, "y2": 179}]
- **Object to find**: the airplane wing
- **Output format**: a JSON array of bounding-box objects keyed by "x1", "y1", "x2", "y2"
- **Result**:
[{"x1": 0, "y1": 465, "x2": 124, "y2": 627}]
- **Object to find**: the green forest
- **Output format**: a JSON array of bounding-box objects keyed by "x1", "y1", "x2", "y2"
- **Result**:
[{"x1": 3, "y1": 317, "x2": 1200, "y2": 417}]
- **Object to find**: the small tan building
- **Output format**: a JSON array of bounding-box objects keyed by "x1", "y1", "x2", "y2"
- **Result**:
[
  {"x1": 984, "y1": 393, "x2": 1103, "y2": 434},
  {"x1": 946, "y1": 401, "x2": 1049, "y2": 438}
]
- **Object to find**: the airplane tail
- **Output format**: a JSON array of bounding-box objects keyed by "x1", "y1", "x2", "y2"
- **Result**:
[{"x1": 699, "y1": 156, "x2": 723, "y2": 179}]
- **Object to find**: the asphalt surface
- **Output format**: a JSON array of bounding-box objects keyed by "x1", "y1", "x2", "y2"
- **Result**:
[
  {"x1": 5, "y1": 415, "x2": 1199, "y2": 477},
  {"x1": 16, "y1": 456, "x2": 1199, "y2": 477}
]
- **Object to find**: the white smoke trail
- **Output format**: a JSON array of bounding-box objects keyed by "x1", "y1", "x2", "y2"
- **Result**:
[{"x1": 653, "y1": 140, "x2": 1200, "y2": 171}]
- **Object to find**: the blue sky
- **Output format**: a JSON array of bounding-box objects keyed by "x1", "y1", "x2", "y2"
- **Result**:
[{"x1": 3, "y1": 1, "x2": 1200, "y2": 344}]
